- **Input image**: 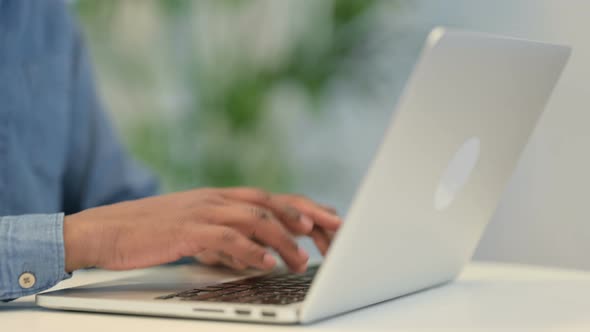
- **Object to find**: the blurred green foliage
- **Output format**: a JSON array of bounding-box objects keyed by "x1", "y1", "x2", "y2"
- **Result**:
[{"x1": 74, "y1": 0, "x2": 398, "y2": 193}]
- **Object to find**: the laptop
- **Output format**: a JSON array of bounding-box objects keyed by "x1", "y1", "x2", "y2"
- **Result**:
[{"x1": 36, "y1": 27, "x2": 570, "y2": 324}]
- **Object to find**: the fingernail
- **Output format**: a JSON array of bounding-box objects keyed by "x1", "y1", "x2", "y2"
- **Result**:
[
  {"x1": 262, "y1": 253, "x2": 276, "y2": 268},
  {"x1": 330, "y1": 214, "x2": 343, "y2": 223},
  {"x1": 298, "y1": 246, "x2": 309, "y2": 261},
  {"x1": 299, "y1": 214, "x2": 314, "y2": 231}
]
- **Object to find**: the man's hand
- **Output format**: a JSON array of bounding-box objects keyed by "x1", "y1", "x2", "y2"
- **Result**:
[
  {"x1": 63, "y1": 188, "x2": 342, "y2": 274},
  {"x1": 195, "y1": 193, "x2": 340, "y2": 270}
]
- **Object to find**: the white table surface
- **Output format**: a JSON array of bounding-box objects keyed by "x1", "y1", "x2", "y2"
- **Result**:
[{"x1": 2, "y1": 262, "x2": 590, "y2": 332}]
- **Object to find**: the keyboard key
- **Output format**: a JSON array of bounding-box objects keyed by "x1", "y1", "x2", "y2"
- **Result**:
[{"x1": 155, "y1": 265, "x2": 320, "y2": 305}]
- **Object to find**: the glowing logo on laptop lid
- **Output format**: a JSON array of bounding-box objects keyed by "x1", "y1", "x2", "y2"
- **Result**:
[{"x1": 434, "y1": 137, "x2": 480, "y2": 210}]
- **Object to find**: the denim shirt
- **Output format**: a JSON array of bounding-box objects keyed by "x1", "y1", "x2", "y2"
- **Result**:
[{"x1": 0, "y1": 0, "x2": 158, "y2": 300}]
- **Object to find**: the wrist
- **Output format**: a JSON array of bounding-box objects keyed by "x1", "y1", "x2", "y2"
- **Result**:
[{"x1": 63, "y1": 213, "x2": 98, "y2": 272}]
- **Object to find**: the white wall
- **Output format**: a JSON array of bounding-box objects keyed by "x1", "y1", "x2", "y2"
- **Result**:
[{"x1": 407, "y1": 0, "x2": 590, "y2": 269}]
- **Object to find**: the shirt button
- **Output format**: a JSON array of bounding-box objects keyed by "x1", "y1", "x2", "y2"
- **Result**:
[{"x1": 18, "y1": 272, "x2": 36, "y2": 289}]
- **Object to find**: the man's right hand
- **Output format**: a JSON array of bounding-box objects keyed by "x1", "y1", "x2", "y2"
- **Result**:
[{"x1": 63, "y1": 187, "x2": 342, "y2": 274}]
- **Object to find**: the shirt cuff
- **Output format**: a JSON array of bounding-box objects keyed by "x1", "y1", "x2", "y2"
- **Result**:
[{"x1": 0, "y1": 213, "x2": 72, "y2": 301}]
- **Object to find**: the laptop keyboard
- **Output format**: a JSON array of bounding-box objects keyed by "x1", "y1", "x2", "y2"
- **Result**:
[{"x1": 155, "y1": 265, "x2": 319, "y2": 305}]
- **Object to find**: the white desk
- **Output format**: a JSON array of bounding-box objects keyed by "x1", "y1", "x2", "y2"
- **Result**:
[{"x1": 2, "y1": 262, "x2": 590, "y2": 331}]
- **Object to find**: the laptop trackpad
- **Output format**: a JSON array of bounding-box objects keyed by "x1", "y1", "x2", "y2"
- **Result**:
[{"x1": 41, "y1": 264, "x2": 266, "y2": 300}]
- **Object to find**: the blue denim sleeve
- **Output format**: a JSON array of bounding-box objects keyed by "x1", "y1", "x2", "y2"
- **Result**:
[{"x1": 0, "y1": 213, "x2": 71, "y2": 301}]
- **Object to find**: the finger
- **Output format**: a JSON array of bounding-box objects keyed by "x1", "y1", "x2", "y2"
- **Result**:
[
  {"x1": 318, "y1": 204, "x2": 339, "y2": 216},
  {"x1": 205, "y1": 203, "x2": 309, "y2": 273},
  {"x1": 274, "y1": 194, "x2": 342, "y2": 232},
  {"x1": 309, "y1": 226, "x2": 331, "y2": 256},
  {"x1": 195, "y1": 250, "x2": 222, "y2": 265},
  {"x1": 213, "y1": 203, "x2": 309, "y2": 272},
  {"x1": 196, "y1": 250, "x2": 249, "y2": 271},
  {"x1": 218, "y1": 187, "x2": 314, "y2": 236},
  {"x1": 217, "y1": 252, "x2": 248, "y2": 270},
  {"x1": 189, "y1": 224, "x2": 276, "y2": 270}
]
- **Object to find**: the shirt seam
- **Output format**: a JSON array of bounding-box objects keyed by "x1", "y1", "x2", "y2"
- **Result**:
[{"x1": 55, "y1": 212, "x2": 67, "y2": 283}]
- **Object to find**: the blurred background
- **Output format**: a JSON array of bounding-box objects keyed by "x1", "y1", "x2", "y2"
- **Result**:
[{"x1": 72, "y1": 0, "x2": 590, "y2": 269}]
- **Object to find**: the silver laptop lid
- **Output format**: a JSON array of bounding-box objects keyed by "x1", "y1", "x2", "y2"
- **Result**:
[{"x1": 300, "y1": 27, "x2": 570, "y2": 323}]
